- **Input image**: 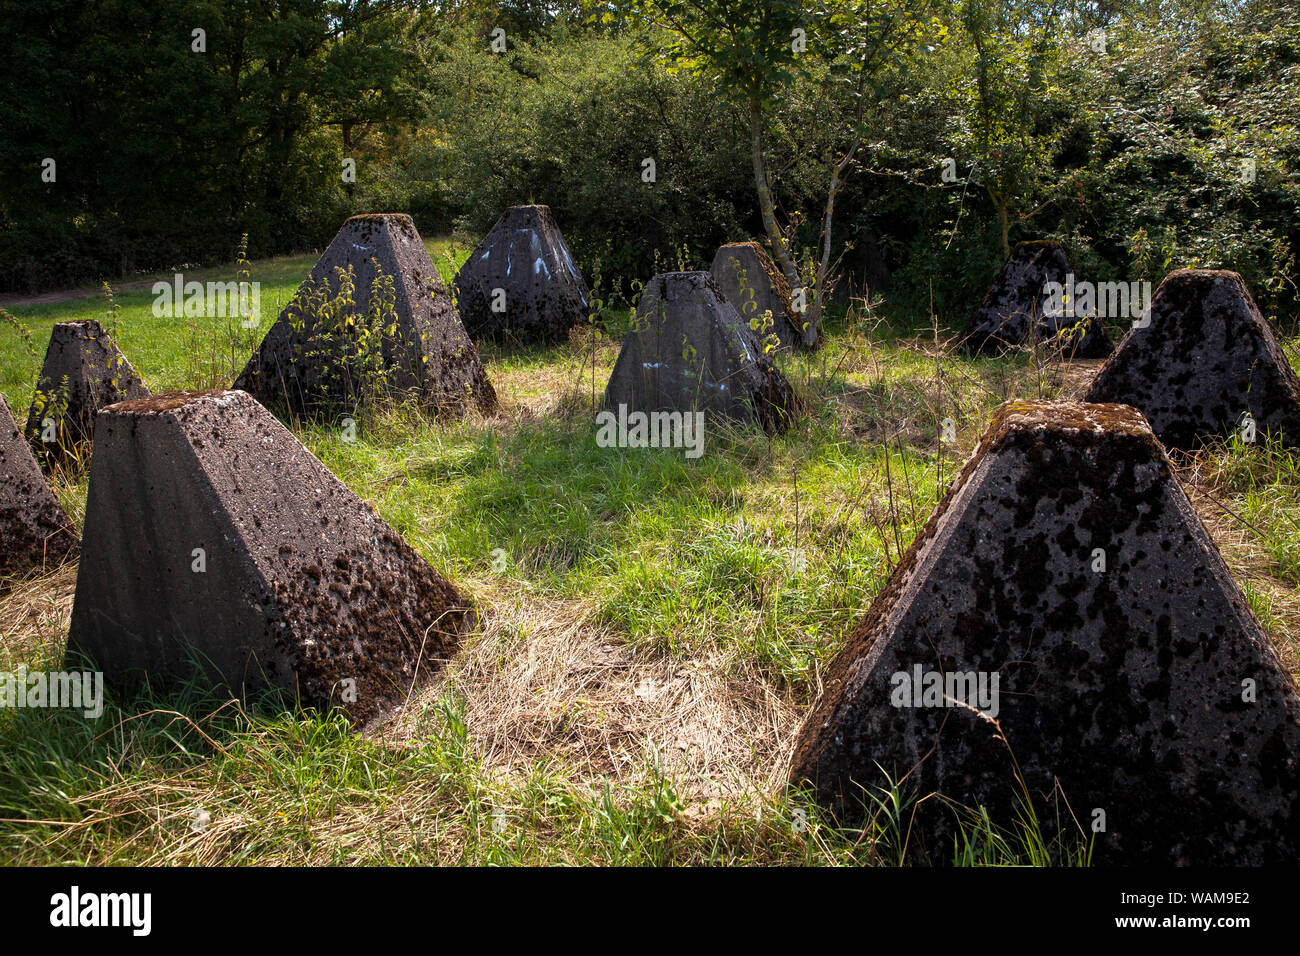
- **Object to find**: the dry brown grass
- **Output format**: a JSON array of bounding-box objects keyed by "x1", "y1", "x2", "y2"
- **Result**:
[
  {"x1": 389, "y1": 584, "x2": 803, "y2": 802},
  {"x1": 0, "y1": 563, "x2": 76, "y2": 669}
]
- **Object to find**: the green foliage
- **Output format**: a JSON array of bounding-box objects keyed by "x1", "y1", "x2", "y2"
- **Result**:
[
  {"x1": 0, "y1": 0, "x2": 424, "y2": 291},
  {"x1": 424, "y1": 24, "x2": 752, "y2": 298},
  {"x1": 0, "y1": 0, "x2": 1296, "y2": 331},
  {"x1": 0, "y1": 308, "x2": 36, "y2": 358},
  {"x1": 280, "y1": 260, "x2": 403, "y2": 420}
]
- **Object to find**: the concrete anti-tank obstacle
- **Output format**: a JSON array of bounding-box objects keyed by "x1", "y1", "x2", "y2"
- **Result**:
[
  {"x1": 604, "y1": 271, "x2": 799, "y2": 435},
  {"x1": 453, "y1": 204, "x2": 591, "y2": 346},
  {"x1": 1084, "y1": 269, "x2": 1300, "y2": 450},
  {"x1": 709, "y1": 241, "x2": 813, "y2": 350},
  {"x1": 234, "y1": 213, "x2": 497, "y2": 421},
  {"x1": 24, "y1": 319, "x2": 149, "y2": 468},
  {"x1": 960, "y1": 241, "x2": 1111, "y2": 358},
  {"x1": 66, "y1": 390, "x2": 475, "y2": 723},
  {"x1": 0, "y1": 394, "x2": 78, "y2": 575},
  {"x1": 791, "y1": 400, "x2": 1300, "y2": 864}
]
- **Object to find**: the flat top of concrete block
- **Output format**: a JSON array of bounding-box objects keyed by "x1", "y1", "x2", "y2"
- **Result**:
[
  {"x1": 104, "y1": 389, "x2": 239, "y2": 416},
  {"x1": 988, "y1": 399, "x2": 1161, "y2": 444},
  {"x1": 56, "y1": 319, "x2": 108, "y2": 333},
  {"x1": 1015, "y1": 239, "x2": 1066, "y2": 252},
  {"x1": 1162, "y1": 268, "x2": 1243, "y2": 282},
  {"x1": 343, "y1": 212, "x2": 414, "y2": 224},
  {"x1": 49, "y1": 317, "x2": 126, "y2": 344}
]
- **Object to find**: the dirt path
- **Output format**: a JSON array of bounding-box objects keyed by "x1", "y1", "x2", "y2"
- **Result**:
[{"x1": 0, "y1": 278, "x2": 159, "y2": 311}]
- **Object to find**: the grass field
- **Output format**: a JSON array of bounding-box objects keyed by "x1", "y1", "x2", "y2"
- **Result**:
[{"x1": 1, "y1": 240, "x2": 1297, "y2": 865}]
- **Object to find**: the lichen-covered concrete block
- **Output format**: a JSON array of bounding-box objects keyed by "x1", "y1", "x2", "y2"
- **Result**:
[
  {"x1": 961, "y1": 241, "x2": 1111, "y2": 357},
  {"x1": 791, "y1": 400, "x2": 1300, "y2": 864},
  {"x1": 453, "y1": 205, "x2": 591, "y2": 346},
  {"x1": 235, "y1": 213, "x2": 497, "y2": 420},
  {"x1": 1084, "y1": 269, "x2": 1300, "y2": 449},
  {"x1": 67, "y1": 390, "x2": 475, "y2": 723},
  {"x1": 0, "y1": 395, "x2": 78, "y2": 574},
  {"x1": 25, "y1": 320, "x2": 149, "y2": 467},
  {"x1": 604, "y1": 272, "x2": 799, "y2": 435},
  {"x1": 709, "y1": 241, "x2": 813, "y2": 350}
]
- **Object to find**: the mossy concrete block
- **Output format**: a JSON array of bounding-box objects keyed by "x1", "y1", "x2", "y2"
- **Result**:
[
  {"x1": 961, "y1": 241, "x2": 1111, "y2": 358},
  {"x1": 67, "y1": 390, "x2": 475, "y2": 724},
  {"x1": 709, "y1": 241, "x2": 812, "y2": 350},
  {"x1": 1085, "y1": 269, "x2": 1300, "y2": 449},
  {"x1": 792, "y1": 400, "x2": 1300, "y2": 864},
  {"x1": 604, "y1": 271, "x2": 799, "y2": 435},
  {"x1": 454, "y1": 205, "x2": 590, "y2": 346},
  {"x1": 25, "y1": 319, "x2": 149, "y2": 467},
  {"x1": 236, "y1": 213, "x2": 496, "y2": 420},
  {"x1": 0, "y1": 394, "x2": 78, "y2": 574}
]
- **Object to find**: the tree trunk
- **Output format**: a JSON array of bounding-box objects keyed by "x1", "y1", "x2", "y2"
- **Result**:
[
  {"x1": 750, "y1": 97, "x2": 802, "y2": 296},
  {"x1": 992, "y1": 189, "x2": 1011, "y2": 259}
]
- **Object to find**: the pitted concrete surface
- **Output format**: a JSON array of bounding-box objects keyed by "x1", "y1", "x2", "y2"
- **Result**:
[
  {"x1": 792, "y1": 400, "x2": 1300, "y2": 864},
  {"x1": 604, "y1": 271, "x2": 799, "y2": 435},
  {"x1": 454, "y1": 205, "x2": 591, "y2": 346},
  {"x1": 67, "y1": 389, "x2": 475, "y2": 723},
  {"x1": 0, "y1": 395, "x2": 77, "y2": 574},
  {"x1": 961, "y1": 241, "x2": 1111, "y2": 357},
  {"x1": 1085, "y1": 269, "x2": 1300, "y2": 449},
  {"x1": 235, "y1": 213, "x2": 497, "y2": 420}
]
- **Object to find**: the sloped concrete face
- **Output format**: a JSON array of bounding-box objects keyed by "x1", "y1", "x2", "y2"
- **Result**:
[
  {"x1": 0, "y1": 395, "x2": 78, "y2": 574},
  {"x1": 604, "y1": 272, "x2": 799, "y2": 435},
  {"x1": 235, "y1": 213, "x2": 497, "y2": 421},
  {"x1": 791, "y1": 401, "x2": 1300, "y2": 865},
  {"x1": 961, "y1": 241, "x2": 1111, "y2": 357},
  {"x1": 709, "y1": 242, "x2": 809, "y2": 350},
  {"x1": 25, "y1": 320, "x2": 149, "y2": 467},
  {"x1": 66, "y1": 390, "x2": 474, "y2": 724},
  {"x1": 1084, "y1": 269, "x2": 1300, "y2": 450},
  {"x1": 453, "y1": 204, "x2": 591, "y2": 346}
]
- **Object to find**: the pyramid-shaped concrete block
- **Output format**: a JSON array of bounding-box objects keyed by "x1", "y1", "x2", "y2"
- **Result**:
[
  {"x1": 961, "y1": 241, "x2": 1111, "y2": 357},
  {"x1": 453, "y1": 205, "x2": 591, "y2": 346},
  {"x1": 709, "y1": 242, "x2": 812, "y2": 350},
  {"x1": 25, "y1": 320, "x2": 149, "y2": 466},
  {"x1": 0, "y1": 395, "x2": 78, "y2": 575},
  {"x1": 791, "y1": 401, "x2": 1300, "y2": 864},
  {"x1": 1084, "y1": 269, "x2": 1300, "y2": 450},
  {"x1": 66, "y1": 390, "x2": 475, "y2": 723},
  {"x1": 234, "y1": 213, "x2": 497, "y2": 421},
  {"x1": 604, "y1": 272, "x2": 799, "y2": 435}
]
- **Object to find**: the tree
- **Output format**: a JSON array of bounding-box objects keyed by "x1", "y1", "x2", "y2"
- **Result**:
[
  {"x1": 617, "y1": 0, "x2": 934, "y2": 338},
  {"x1": 946, "y1": 0, "x2": 1095, "y2": 258}
]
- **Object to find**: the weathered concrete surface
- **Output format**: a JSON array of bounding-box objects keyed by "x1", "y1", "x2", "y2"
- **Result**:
[
  {"x1": 66, "y1": 390, "x2": 474, "y2": 723},
  {"x1": 1084, "y1": 269, "x2": 1300, "y2": 450},
  {"x1": 709, "y1": 242, "x2": 812, "y2": 350},
  {"x1": 961, "y1": 241, "x2": 1111, "y2": 357},
  {"x1": 24, "y1": 320, "x2": 149, "y2": 467},
  {"x1": 235, "y1": 213, "x2": 497, "y2": 421},
  {"x1": 453, "y1": 204, "x2": 590, "y2": 345},
  {"x1": 791, "y1": 400, "x2": 1300, "y2": 864},
  {"x1": 0, "y1": 395, "x2": 78, "y2": 574},
  {"x1": 604, "y1": 272, "x2": 799, "y2": 435}
]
